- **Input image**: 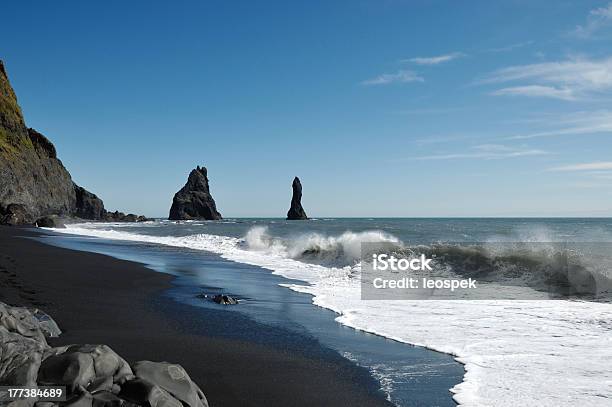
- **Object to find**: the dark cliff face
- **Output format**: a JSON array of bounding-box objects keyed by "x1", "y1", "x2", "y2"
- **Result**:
[
  {"x1": 1, "y1": 61, "x2": 78, "y2": 223},
  {"x1": 169, "y1": 166, "x2": 222, "y2": 220},
  {"x1": 0, "y1": 60, "x2": 135, "y2": 225},
  {"x1": 286, "y1": 177, "x2": 307, "y2": 220}
]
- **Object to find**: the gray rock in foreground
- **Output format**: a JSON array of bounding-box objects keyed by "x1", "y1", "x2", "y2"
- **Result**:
[
  {"x1": 169, "y1": 166, "x2": 222, "y2": 221},
  {"x1": 286, "y1": 177, "x2": 308, "y2": 220},
  {"x1": 132, "y1": 361, "x2": 207, "y2": 407},
  {"x1": 0, "y1": 302, "x2": 208, "y2": 407}
]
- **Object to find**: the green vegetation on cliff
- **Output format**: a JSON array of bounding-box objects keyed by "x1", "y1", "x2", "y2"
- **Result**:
[
  {"x1": 0, "y1": 60, "x2": 77, "y2": 223},
  {"x1": 0, "y1": 61, "x2": 32, "y2": 157}
]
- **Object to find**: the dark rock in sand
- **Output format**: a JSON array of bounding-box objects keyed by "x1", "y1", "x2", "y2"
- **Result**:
[
  {"x1": 169, "y1": 166, "x2": 222, "y2": 220},
  {"x1": 212, "y1": 294, "x2": 238, "y2": 305},
  {"x1": 132, "y1": 361, "x2": 208, "y2": 407},
  {"x1": 286, "y1": 177, "x2": 308, "y2": 220},
  {"x1": 35, "y1": 215, "x2": 66, "y2": 228}
]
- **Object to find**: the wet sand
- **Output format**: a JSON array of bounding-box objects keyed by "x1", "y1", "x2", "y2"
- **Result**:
[{"x1": 0, "y1": 226, "x2": 393, "y2": 407}]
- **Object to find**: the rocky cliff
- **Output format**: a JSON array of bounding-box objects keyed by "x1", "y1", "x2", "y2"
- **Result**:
[
  {"x1": 0, "y1": 60, "x2": 144, "y2": 225},
  {"x1": 169, "y1": 166, "x2": 222, "y2": 220},
  {"x1": 286, "y1": 176, "x2": 308, "y2": 220}
]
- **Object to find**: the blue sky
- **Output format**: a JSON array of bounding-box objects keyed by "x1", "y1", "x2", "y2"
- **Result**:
[{"x1": 2, "y1": 0, "x2": 612, "y2": 217}]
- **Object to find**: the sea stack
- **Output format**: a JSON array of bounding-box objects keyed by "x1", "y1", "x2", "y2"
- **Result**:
[
  {"x1": 169, "y1": 166, "x2": 222, "y2": 220},
  {"x1": 286, "y1": 176, "x2": 308, "y2": 220}
]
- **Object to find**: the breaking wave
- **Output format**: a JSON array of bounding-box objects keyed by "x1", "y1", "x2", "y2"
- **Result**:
[
  {"x1": 243, "y1": 226, "x2": 401, "y2": 267},
  {"x1": 51, "y1": 221, "x2": 612, "y2": 406},
  {"x1": 241, "y1": 226, "x2": 612, "y2": 299}
]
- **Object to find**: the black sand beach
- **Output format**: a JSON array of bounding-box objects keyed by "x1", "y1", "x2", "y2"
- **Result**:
[{"x1": 0, "y1": 226, "x2": 393, "y2": 407}]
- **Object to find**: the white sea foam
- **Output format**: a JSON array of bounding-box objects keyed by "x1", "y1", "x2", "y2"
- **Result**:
[{"x1": 54, "y1": 223, "x2": 612, "y2": 407}]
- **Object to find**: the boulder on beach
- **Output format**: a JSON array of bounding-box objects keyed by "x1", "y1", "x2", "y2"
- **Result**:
[
  {"x1": 35, "y1": 215, "x2": 66, "y2": 228},
  {"x1": 212, "y1": 294, "x2": 238, "y2": 305},
  {"x1": 286, "y1": 177, "x2": 308, "y2": 220},
  {"x1": 39, "y1": 344, "x2": 134, "y2": 393},
  {"x1": 119, "y1": 378, "x2": 183, "y2": 407},
  {"x1": 0, "y1": 302, "x2": 209, "y2": 407},
  {"x1": 0, "y1": 327, "x2": 45, "y2": 387},
  {"x1": 0, "y1": 302, "x2": 59, "y2": 343},
  {"x1": 132, "y1": 361, "x2": 208, "y2": 407},
  {"x1": 169, "y1": 166, "x2": 222, "y2": 220},
  {"x1": 0, "y1": 303, "x2": 61, "y2": 388}
]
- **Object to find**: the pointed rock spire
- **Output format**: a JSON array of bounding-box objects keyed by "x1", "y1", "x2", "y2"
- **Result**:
[
  {"x1": 169, "y1": 166, "x2": 222, "y2": 220},
  {"x1": 286, "y1": 176, "x2": 308, "y2": 220}
]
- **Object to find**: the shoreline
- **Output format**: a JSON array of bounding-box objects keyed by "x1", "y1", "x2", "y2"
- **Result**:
[
  {"x1": 51, "y1": 218, "x2": 612, "y2": 406},
  {"x1": 0, "y1": 226, "x2": 393, "y2": 406},
  {"x1": 40, "y1": 224, "x2": 464, "y2": 406}
]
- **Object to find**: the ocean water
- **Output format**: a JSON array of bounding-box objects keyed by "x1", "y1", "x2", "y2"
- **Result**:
[{"x1": 50, "y1": 218, "x2": 612, "y2": 406}]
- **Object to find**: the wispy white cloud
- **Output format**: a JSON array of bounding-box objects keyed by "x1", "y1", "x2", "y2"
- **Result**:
[
  {"x1": 482, "y1": 56, "x2": 612, "y2": 100},
  {"x1": 361, "y1": 70, "x2": 424, "y2": 86},
  {"x1": 417, "y1": 144, "x2": 549, "y2": 160},
  {"x1": 567, "y1": 181, "x2": 612, "y2": 188},
  {"x1": 406, "y1": 52, "x2": 465, "y2": 65},
  {"x1": 572, "y1": 2, "x2": 612, "y2": 38},
  {"x1": 548, "y1": 162, "x2": 612, "y2": 171},
  {"x1": 548, "y1": 162, "x2": 612, "y2": 185},
  {"x1": 413, "y1": 133, "x2": 479, "y2": 145},
  {"x1": 510, "y1": 110, "x2": 612, "y2": 139},
  {"x1": 533, "y1": 51, "x2": 546, "y2": 60},
  {"x1": 491, "y1": 85, "x2": 576, "y2": 101},
  {"x1": 485, "y1": 41, "x2": 534, "y2": 53},
  {"x1": 396, "y1": 107, "x2": 468, "y2": 116}
]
